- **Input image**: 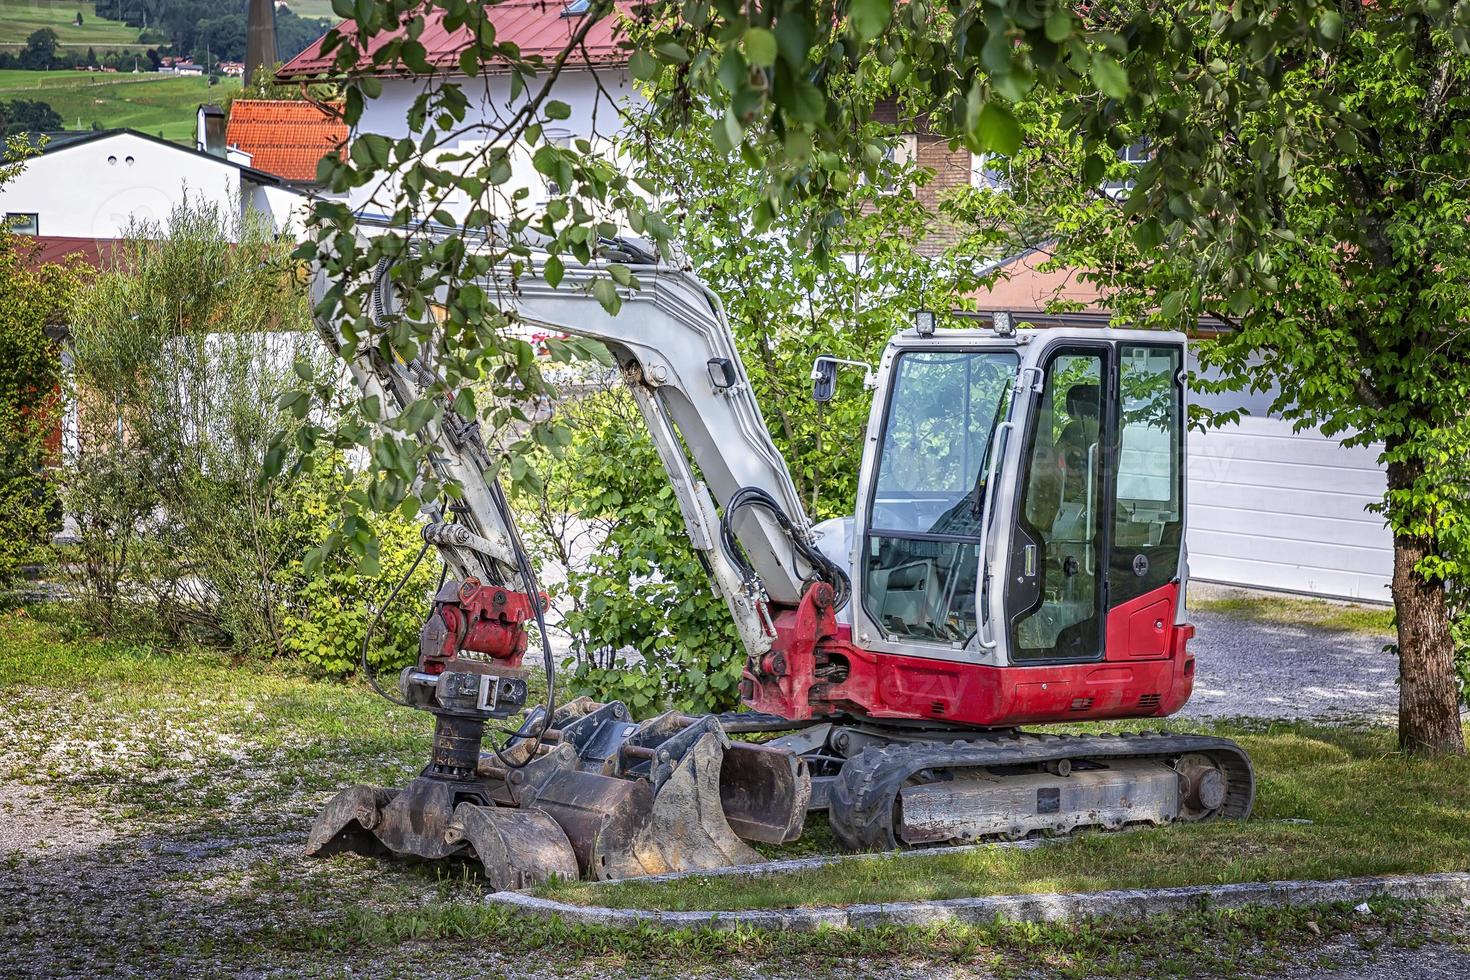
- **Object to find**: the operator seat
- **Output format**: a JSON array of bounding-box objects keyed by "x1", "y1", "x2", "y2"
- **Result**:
[{"x1": 1056, "y1": 382, "x2": 1101, "y2": 511}]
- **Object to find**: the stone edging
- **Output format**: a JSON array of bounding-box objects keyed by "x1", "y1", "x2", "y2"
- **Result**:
[{"x1": 486, "y1": 871, "x2": 1470, "y2": 932}]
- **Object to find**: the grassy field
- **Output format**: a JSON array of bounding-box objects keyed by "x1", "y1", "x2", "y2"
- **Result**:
[
  {"x1": 284, "y1": 0, "x2": 339, "y2": 19},
  {"x1": 0, "y1": 68, "x2": 238, "y2": 141},
  {"x1": 2, "y1": 605, "x2": 1467, "y2": 976},
  {"x1": 1191, "y1": 590, "x2": 1397, "y2": 634},
  {"x1": 0, "y1": 1, "x2": 145, "y2": 53}
]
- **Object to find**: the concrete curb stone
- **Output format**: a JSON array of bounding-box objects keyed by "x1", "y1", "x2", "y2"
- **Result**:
[{"x1": 486, "y1": 871, "x2": 1470, "y2": 932}]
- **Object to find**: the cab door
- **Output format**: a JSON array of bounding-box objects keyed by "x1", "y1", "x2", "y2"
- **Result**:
[{"x1": 996, "y1": 336, "x2": 1186, "y2": 664}]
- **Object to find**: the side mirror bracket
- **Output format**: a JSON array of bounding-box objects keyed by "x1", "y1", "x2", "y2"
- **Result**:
[{"x1": 810, "y1": 355, "x2": 876, "y2": 404}]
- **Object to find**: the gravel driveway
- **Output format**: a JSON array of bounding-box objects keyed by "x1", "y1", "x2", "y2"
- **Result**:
[{"x1": 1182, "y1": 598, "x2": 1400, "y2": 723}]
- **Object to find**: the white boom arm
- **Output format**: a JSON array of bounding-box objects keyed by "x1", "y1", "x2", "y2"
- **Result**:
[{"x1": 311, "y1": 230, "x2": 821, "y2": 658}]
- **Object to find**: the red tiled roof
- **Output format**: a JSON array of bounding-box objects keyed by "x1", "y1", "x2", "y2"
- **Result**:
[
  {"x1": 979, "y1": 248, "x2": 1109, "y2": 312},
  {"x1": 277, "y1": 2, "x2": 630, "y2": 80},
  {"x1": 226, "y1": 99, "x2": 349, "y2": 184}
]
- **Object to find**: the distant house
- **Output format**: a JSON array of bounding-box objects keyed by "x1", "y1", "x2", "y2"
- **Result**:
[
  {"x1": 222, "y1": 99, "x2": 348, "y2": 187},
  {"x1": 975, "y1": 249, "x2": 1393, "y2": 602},
  {"x1": 0, "y1": 129, "x2": 308, "y2": 241},
  {"x1": 276, "y1": 1, "x2": 635, "y2": 216}
]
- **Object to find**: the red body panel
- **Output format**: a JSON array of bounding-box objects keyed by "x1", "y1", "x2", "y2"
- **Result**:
[{"x1": 743, "y1": 583, "x2": 1194, "y2": 729}]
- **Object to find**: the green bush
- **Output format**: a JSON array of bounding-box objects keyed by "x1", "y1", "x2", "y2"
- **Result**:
[
  {"x1": 522, "y1": 386, "x2": 744, "y2": 716},
  {"x1": 59, "y1": 199, "x2": 438, "y2": 677},
  {"x1": 0, "y1": 144, "x2": 85, "y2": 586},
  {"x1": 275, "y1": 461, "x2": 439, "y2": 677}
]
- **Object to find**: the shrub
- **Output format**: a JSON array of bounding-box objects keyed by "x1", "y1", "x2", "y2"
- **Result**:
[
  {"x1": 275, "y1": 460, "x2": 439, "y2": 677},
  {"x1": 0, "y1": 144, "x2": 84, "y2": 587},
  {"x1": 519, "y1": 385, "x2": 744, "y2": 716}
]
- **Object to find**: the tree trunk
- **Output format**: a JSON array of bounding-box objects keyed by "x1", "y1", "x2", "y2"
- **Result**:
[{"x1": 1391, "y1": 528, "x2": 1465, "y2": 755}]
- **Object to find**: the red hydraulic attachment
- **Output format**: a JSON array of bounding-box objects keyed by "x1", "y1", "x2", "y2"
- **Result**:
[{"x1": 417, "y1": 578, "x2": 538, "y2": 672}]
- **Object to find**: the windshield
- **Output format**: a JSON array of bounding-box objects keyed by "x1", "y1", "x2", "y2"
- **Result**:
[
  {"x1": 863, "y1": 349, "x2": 1017, "y2": 644},
  {"x1": 870, "y1": 350, "x2": 1018, "y2": 536}
]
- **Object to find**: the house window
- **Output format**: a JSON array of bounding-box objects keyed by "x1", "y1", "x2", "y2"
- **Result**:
[
  {"x1": 562, "y1": 0, "x2": 591, "y2": 15},
  {"x1": 970, "y1": 152, "x2": 1009, "y2": 191},
  {"x1": 6, "y1": 213, "x2": 38, "y2": 235},
  {"x1": 878, "y1": 134, "x2": 918, "y2": 193},
  {"x1": 1104, "y1": 139, "x2": 1151, "y2": 197}
]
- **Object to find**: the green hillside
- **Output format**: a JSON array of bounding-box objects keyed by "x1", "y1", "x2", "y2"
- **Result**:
[
  {"x1": 282, "y1": 0, "x2": 338, "y2": 19},
  {"x1": 0, "y1": 1, "x2": 146, "y2": 54},
  {"x1": 0, "y1": 69, "x2": 237, "y2": 142}
]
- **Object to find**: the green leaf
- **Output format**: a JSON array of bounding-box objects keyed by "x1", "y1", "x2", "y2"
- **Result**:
[
  {"x1": 785, "y1": 80, "x2": 826, "y2": 123},
  {"x1": 1090, "y1": 54, "x2": 1130, "y2": 100},
  {"x1": 544, "y1": 100, "x2": 572, "y2": 121},
  {"x1": 1082, "y1": 153, "x2": 1107, "y2": 185},
  {"x1": 655, "y1": 41, "x2": 689, "y2": 63},
  {"x1": 849, "y1": 0, "x2": 892, "y2": 42},
  {"x1": 592, "y1": 277, "x2": 622, "y2": 315},
  {"x1": 629, "y1": 49, "x2": 658, "y2": 81},
  {"x1": 972, "y1": 101, "x2": 1022, "y2": 156},
  {"x1": 1318, "y1": 11, "x2": 1344, "y2": 44},
  {"x1": 744, "y1": 27, "x2": 777, "y2": 67},
  {"x1": 544, "y1": 254, "x2": 565, "y2": 288},
  {"x1": 1160, "y1": 289, "x2": 1186, "y2": 321},
  {"x1": 1044, "y1": 9, "x2": 1073, "y2": 43}
]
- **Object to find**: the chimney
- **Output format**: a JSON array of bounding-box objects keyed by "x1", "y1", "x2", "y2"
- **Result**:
[
  {"x1": 245, "y1": 0, "x2": 278, "y2": 89},
  {"x1": 197, "y1": 104, "x2": 227, "y2": 157}
]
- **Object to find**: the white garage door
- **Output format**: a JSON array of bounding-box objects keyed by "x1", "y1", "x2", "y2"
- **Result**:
[{"x1": 1186, "y1": 416, "x2": 1393, "y2": 601}]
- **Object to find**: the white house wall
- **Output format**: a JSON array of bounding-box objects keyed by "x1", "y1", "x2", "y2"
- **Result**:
[
  {"x1": 350, "y1": 68, "x2": 640, "y2": 217},
  {"x1": 4, "y1": 133, "x2": 236, "y2": 238},
  {"x1": 0, "y1": 132, "x2": 302, "y2": 239},
  {"x1": 1187, "y1": 415, "x2": 1393, "y2": 601}
]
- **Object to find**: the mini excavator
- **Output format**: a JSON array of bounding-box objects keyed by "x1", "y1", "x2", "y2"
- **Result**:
[{"x1": 306, "y1": 223, "x2": 1253, "y2": 888}]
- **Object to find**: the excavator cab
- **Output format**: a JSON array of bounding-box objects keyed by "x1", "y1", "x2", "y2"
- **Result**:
[{"x1": 849, "y1": 326, "x2": 1187, "y2": 666}]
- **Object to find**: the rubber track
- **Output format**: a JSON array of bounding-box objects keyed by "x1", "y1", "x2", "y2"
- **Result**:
[{"x1": 827, "y1": 731, "x2": 1256, "y2": 851}]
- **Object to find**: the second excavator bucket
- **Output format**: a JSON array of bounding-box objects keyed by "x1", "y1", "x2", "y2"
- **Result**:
[{"x1": 306, "y1": 699, "x2": 809, "y2": 886}]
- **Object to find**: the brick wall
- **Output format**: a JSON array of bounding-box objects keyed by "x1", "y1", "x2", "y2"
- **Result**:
[{"x1": 871, "y1": 100, "x2": 973, "y2": 256}]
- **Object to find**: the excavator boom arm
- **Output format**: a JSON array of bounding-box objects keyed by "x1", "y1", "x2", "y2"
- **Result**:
[{"x1": 310, "y1": 228, "x2": 822, "y2": 659}]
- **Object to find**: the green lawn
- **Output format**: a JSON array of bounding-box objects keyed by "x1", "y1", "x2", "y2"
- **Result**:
[
  {"x1": 0, "y1": 68, "x2": 238, "y2": 142},
  {"x1": 1191, "y1": 590, "x2": 1396, "y2": 635},
  {"x1": 283, "y1": 0, "x2": 339, "y2": 19},
  {"x1": 0, "y1": 1, "x2": 145, "y2": 53}
]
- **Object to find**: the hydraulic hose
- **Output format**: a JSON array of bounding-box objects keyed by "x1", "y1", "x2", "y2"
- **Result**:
[{"x1": 718, "y1": 485, "x2": 851, "y2": 611}]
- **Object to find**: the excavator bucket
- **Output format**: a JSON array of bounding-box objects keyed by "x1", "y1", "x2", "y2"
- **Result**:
[
  {"x1": 719, "y1": 741, "x2": 811, "y2": 844},
  {"x1": 306, "y1": 777, "x2": 580, "y2": 890},
  {"x1": 306, "y1": 700, "x2": 809, "y2": 885}
]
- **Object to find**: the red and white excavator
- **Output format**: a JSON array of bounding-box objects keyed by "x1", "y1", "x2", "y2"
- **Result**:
[{"x1": 306, "y1": 224, "x2": 1254, "y2": 887}]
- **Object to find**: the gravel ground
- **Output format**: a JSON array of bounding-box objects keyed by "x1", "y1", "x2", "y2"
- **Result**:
[{"x1": 1183, "y1": 585, "x2": 1400, "y2": 723}]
